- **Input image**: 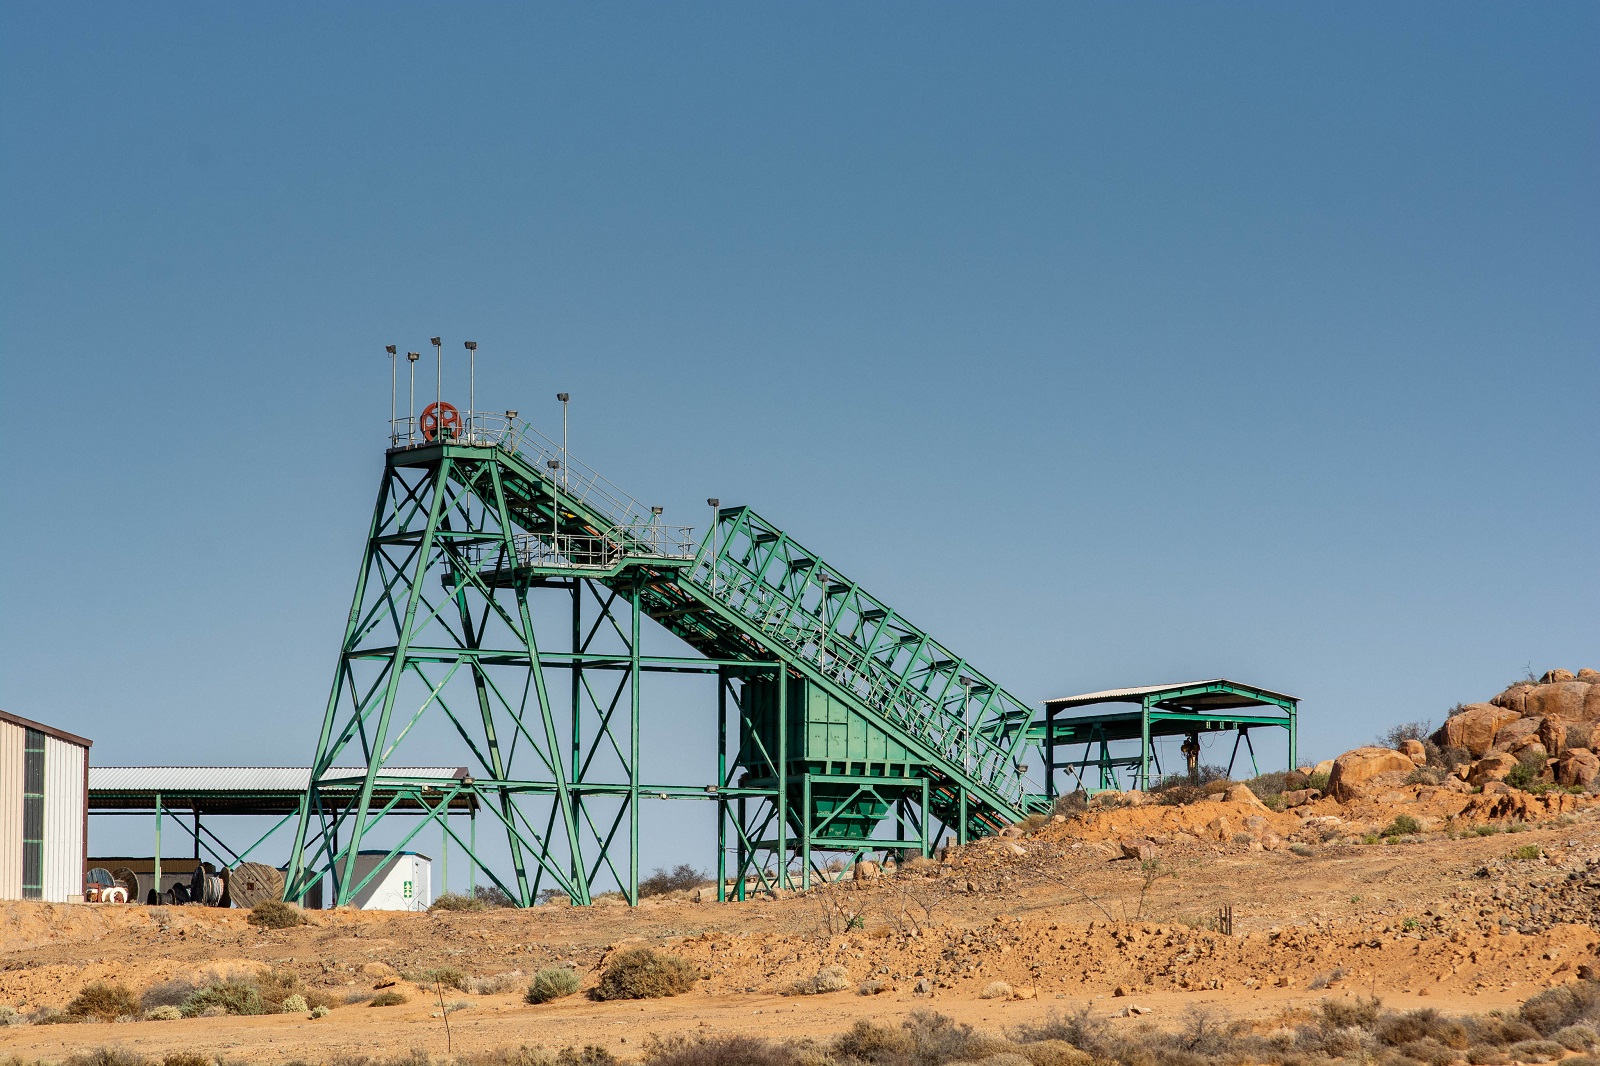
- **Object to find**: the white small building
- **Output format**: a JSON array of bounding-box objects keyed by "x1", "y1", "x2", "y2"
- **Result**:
[
  {"x1": 1, "y1": 710, "x2": 91, "y2": 902},
  {"x1": 349, "y1": 850, "x2": 430, "y2": 910}
]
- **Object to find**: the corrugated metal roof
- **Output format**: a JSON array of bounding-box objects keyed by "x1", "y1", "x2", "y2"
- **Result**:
[
  {"x1": 89, "y1": 766, "x2": 468, "y2": 794},
  {"x1": 1044, "y1": 679, "x2": 1298, "y2": 709},
  {"x1": 0, "y1": 709, "x2": 92, "y2": 749}
]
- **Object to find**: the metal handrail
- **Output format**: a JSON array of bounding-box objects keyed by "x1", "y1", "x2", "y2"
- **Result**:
[{"x1": 466, "y1": 524, "x2": 697, "y2": 572}]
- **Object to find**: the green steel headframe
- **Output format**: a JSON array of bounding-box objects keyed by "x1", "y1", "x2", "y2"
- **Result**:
[{"x1": 285, "y1": 414, "x2": 1048, "y2": 907}]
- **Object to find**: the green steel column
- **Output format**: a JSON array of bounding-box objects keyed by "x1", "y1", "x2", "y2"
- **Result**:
[
  {"x1": 716, "y1": 669, "x2": 727, "y2": 903},
  {"x1": 776, "y1": 670, "x2": 788, "y2": 892},
  {"x1": 571, "y1": 580, "x2": 582, "y2": 893},
  {"x1": 153, "y1": 794, "x2": 162, "y2": 900},
  {"x1": 441, "y1": 816, "x2": 448, "y2": 898},
  {"x1": 469, "y1": 808, "x2": 477, "y2": 894},
  {"x1": 1288, "y1": 708, "x2": 1298, "y2": 772},
  {"x1": 800, "y1": 774, "x2": 811, "y2": 892},
  {"x1": 1139, "y1": 698, "x2": 1152, "y2": 790},
  {"x1": 628, "y1": 576, "x2": 641, "y2": 905},
  {"x1": 735, "y1": 796, "x2": 746, "y2": 902},
  {"x1": 919, "y1": 779, "x2": 930, "y2": 857},
  {"x1": 957, "y1": 788, "x2": 968, "y2": 846}
]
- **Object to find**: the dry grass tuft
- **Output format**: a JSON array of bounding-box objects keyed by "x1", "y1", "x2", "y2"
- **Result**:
[
  {"x1": 65, "y1": 982, "x2": 140, "y2": 1022},
  {"x1": 247, "y1": 900, "x2": 307, "y2": 929}
]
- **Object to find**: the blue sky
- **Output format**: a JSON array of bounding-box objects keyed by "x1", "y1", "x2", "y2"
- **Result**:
[{"x1": 2, "y1": 3, "x2": 1595, "y2": 889}]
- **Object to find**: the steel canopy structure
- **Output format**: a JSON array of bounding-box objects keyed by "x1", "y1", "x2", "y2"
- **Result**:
[
  {"x1": 283, "y1": 409, "x2": 1048, "y2": 909},
  {"x1": 1035, "y1": 679, "x2": 1298, "y2": 794},
  {"x1": 90, "y1": 766, "x2": 476, "y2": 903}
]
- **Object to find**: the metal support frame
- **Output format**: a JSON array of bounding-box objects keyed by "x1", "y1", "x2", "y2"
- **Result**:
[{"x1": 284, "y1": 416, "x2": 1042, "y2": 908}]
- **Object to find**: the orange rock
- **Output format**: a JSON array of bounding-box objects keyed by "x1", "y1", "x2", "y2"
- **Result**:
[
  {"x1": 1556, "y1": 748, "x2": 1599, "y2": 789},
  {"x1": 1400, "y1": 739, "x2": 1427, "y2": 765},
  {"x1": 1434, "y1": 704, "x2": 1521, "y2": 756},
  {"x1": 1539, "y1": 716, "x2": 1568, "y2": 755},
  {"x1": 1466, "y1": 752, "x2": 1518, "y2": 786},
  {"x1": 1328, "y1": 747, "x2": 1416, "y2": 801}
]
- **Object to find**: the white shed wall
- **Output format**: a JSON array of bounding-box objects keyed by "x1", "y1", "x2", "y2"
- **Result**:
[
  {"x1": 350, "y1": 852, "x2": 430, "y2": 910},
  {"x1": 0, "y1": 722, "x2": 21, "y2": 900},
  {"x1": 41, "y1": 737, "x2": 86, "y2": 903}
]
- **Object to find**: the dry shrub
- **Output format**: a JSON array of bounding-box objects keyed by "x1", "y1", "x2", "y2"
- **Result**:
[
  {"x1": 63, "y1": 1050, "x2": 150, "y2": 1066},
  {"x1": 370, "y1": 990, "x2": 408, "y2": 1007},
  {"x1": 643, "y1": 1033, "x2": 800, "y2": 1066},
  {"x1": 423, "y1": 967, "x2": 469, "y2": 991},
  {"x1": 1378, "y1": 1009, "x2": 1468, "y2": 1048},
  {"x1": 65, "y1": 982, "x2": 140, "y2": 1022},
  {"x1": 180, "y1": 980, "x2": 264, "y2": 1017},
  {"x1": 1017, "y1": 813, "x2": 1050, "y2": 833},
  {"x1": 140, "y1": 977, "x2": 199, "y2": 1011},
  {"x1": 1319, "y1": 995, "x2": 1383, "y2": 1029},
  {"x1": 1509, "y1": 1039, "x2": 1566, "y2": 1063},
  {"x1": 142, "y1": 1006, "x2": 182, "y2": 1022},
  {"x1": 255, "y1": 968, "x2": 330, "y2": 1012},
  {"x1": 639, "y1": 864, "x2": 708, "y2": 897},
  {"x1": 1051, "y1": 792, "x2": 1088, "y2": 817},
  {"x1": 1012, "y1": 1005, "x2": 1111, "y2": 1054},
  {"x1": 1522, "y1": 982, "x2": 1600, "y2": 1035},
  {"x1": 1557, "y1": 1025, "x2": 1600, "y2": 1050},
  {"x1": 429, "y1": 892, "x2": 486, "y2": 912},
  {"x1": 1464, "y1": 1015, "x2": 1538, "y2": 1046},
  {"x1": 247, "y1": 900, "x2": 307, "y2": 929},
  {"x1": 590, "y1": 949, "x2": 698, "y2": 1000},
  {"x1": 526, "y1": 967, "x2": 581, "y2": 1004},
  {"x1": 1467, "y1": 1046, "x2": 1509, "y2": 1065},
  {"x1": 161, "y1": 1054, "x2": 211, "y2": 1066},
  {"x1": 467, "y1": 973, "x2": 525, "y2": 995}
]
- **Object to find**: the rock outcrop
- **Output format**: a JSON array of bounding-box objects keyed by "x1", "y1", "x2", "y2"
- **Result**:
[
  {"x1": 1434, "y1": 704, "x2": 1520, "y2": 756},
  {"x1": 1328, "y1": 746, "x2": 1415, "y2": 801}
]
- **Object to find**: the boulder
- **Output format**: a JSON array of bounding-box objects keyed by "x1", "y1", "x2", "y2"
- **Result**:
[
  {"x1": 1436, "y1": 704, "x2": 1521, "y2": 756},
  {"x1": 1206, "y1": 815, "x2": 1234, "y2": 842},
  {"x1": 1542, "y1": 669, "x2": 1577, "y2": 684},
  {"x1": 1400, "y1": 739, "x2": 1428, "y2": 765},
  {"x1": 1556, "y1": 748, "x2": 1600, "y2": 789},
  {"x1": 1225, "y1": 783, "x2": 1269, "y2": 810},
  {"x1": 1526, "y1": 683, "x2": 1595, "y2": 722},
  {"x1": 852, "y1": 861, "x2": 880, "y2": 881},
  {"x1": 1260, "y1": 833, "x2": 1284, "y2": 851},
  {"x1": 1120, "y1": 839, "x2": 1156, "y2": 862},
  {"x1": 1313, "y1": 760, "x2": 1334, "y2": 777},
  {"x1": 1579, "y1": 669, "x2": 1600, "y2": 682},
  {"x1": 1466, "y1": 752, "x2": 1519, "y2": 786},
  {"x1": 1328, "y1": 747, "x2": 1416, "y2": 801},
  {"x1": 1280, "y1": 788, "x2": 1321, "y2": 808},
  {"x1": 1508, "y1": 737, "x2": 1547, "y2": 763},
  {"x1": 1540, "y1": 716, "x2": 1569, "y2": 755},
  {"x1": 1493, "y1": 717, "x2": 1543, "y2": 752}
]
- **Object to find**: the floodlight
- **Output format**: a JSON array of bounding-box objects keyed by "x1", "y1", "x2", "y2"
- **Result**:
[
  {"x1": 464, "y1": 341, "x2": 477, "y2": 350},
  {"x1": 385, "y1": 344, "x2": 397, "y2": 355}
]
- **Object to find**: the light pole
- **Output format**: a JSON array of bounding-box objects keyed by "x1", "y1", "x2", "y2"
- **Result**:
[
  {"x1": 464, "y1": 342, "x2": 478, "y2": 439},
  {"x1": 406, "y1": 352, "x2": 420, "y2": 444},
  {"x1": 385, "y1": 345, "x2": 397, "y2": 445},
  {"x1": 556, "y1": 393, "x2": 569, "y2": 492},
  {"x1": 431, "y1": 337, "x2": 442, "y2": 428},
  {"x1": 706, "y1": 498, "x2": 720, "y2": 595}
]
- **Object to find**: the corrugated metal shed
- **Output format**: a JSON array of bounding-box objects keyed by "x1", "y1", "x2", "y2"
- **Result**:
[
  {"x1": 0, "y1": 720, "x2": 22, "y2": 899},
  {"x1": 0, "y1": 710, "x2": 91, "y2": 903},
  {"x1": 41, "y1": 737, "x2": 86, "y2": 903}
]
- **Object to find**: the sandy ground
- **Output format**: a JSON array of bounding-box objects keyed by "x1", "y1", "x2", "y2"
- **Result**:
[{"x1": 3, "y1": 794, "x2": 1598, "y2": 1063}]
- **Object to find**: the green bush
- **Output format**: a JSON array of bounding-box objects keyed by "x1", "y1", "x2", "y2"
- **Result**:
[
  {"x1": 247, "y1": 900, "x2": 307, "y2": 929},
  {"x1": 1509, "y1": 843, "x2": 1542, "y2": 861},
  {"x1": 180, "y1": 980, "x2": 265, "y2": 1018},
  {"x1": 526, "y1": 967, "x2": 582, "y2": 1004},
  {"x1": 280, "y1": 993, "x2": 308, "y2": 1013},
  {"x1": 590, "y1": 948, "x2": 698, "y2": 1000},
  {"x1": 1383, "y1": 815, "x2": 1422, "y2": 837},
  {"x1": 423, "y1": 967, "x2": 469, "y2": 991},
  {"x1": 65, "y1": 982, "x2": 140, "y2": 1022}
]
